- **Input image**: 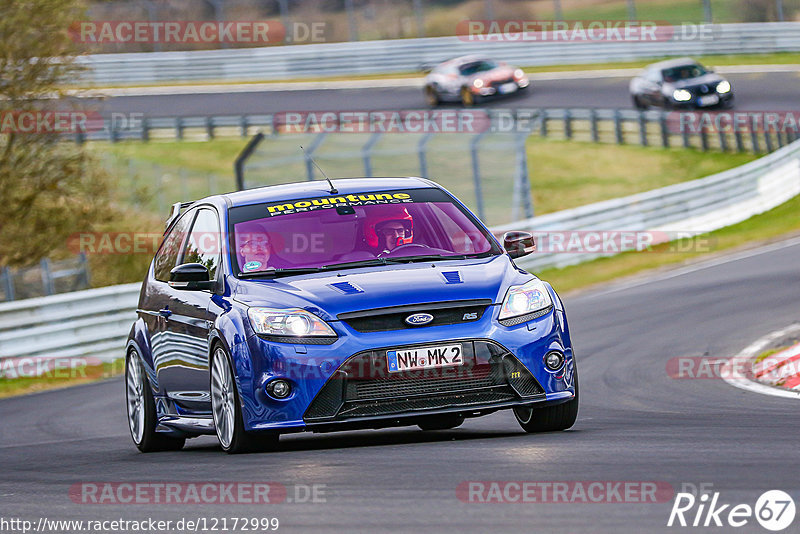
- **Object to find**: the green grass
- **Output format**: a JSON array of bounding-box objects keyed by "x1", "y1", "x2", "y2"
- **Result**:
[
  {"x1": 0, "y1": 358, "x2": 125, "y2": 399},
  {"x1": 538, "y1": 193, "x2": 800, "y2": 294},
  {"x1": 92, "y1": 137, "x2": 757, "y2": 219},
  {"x1": 526, "y1": 139, "x2": 757, "y2": 214}
]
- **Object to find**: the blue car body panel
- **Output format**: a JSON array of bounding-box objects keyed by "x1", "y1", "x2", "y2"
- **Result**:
[{"x1": 126, "y1": 177, "x2": 576, "y2": 437}]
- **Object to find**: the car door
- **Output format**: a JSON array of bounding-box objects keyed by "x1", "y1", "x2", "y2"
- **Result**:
[
  {"x1": 139, "y1": 209, "x2": 194, "y2": 397},
  {"x1": 642, "y1": 68, "x2": 664, "y2": 106},
  {"x1": 157, "y1": 207, "x2": 222, "y2": 415}
]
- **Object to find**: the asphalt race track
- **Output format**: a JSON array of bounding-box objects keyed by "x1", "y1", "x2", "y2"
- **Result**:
[
  {"x1": 96, "y1": 71, "x2": 800, "y2": 118},
  {"x1": 2, "y1": 238, "x2": 799, "y2": 533}
]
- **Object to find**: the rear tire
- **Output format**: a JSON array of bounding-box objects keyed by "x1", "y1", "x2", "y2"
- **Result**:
[
  {"x1": 126, "y1": 350, "x2": 185, "y2": 452},
  {"x1": 418, "y1": 414, "x2": 464, "y2": 431},
  {"x1": 425, "y1": 85, "x2": 440, "y2": 107},
  {"x1": 513, "y1": 362, "x2": 579, "y2": 433},
  {"x1": 211, "y1": 345, "x2": 279, "y2": 454}
]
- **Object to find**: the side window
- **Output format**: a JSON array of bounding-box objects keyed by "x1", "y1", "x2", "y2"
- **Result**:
[
  {"x1": 153, "y1": 211, "x2": 194, "y2": 282},
  {"x1": 426, "y1": 203, "x2": 478, "y2": 254},
  {"x1": 181, "y1": 208, "x2": 221, "y2": 280}
]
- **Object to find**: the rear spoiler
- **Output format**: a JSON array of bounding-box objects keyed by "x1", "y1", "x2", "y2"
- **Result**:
[{"x1": 164, "y1": 201, "x2": 195, "y2": 233}]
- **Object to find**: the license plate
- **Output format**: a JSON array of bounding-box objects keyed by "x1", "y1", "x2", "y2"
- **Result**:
[
  {"x1": 498, "y1": 82, "x2": 517, "y2": 94},
  {"x1": 698, "y1": 94, "x2": 719, "y2": 106},
  {"x1": 387, "y1": 344, "x2": 463, "y2": 373}
]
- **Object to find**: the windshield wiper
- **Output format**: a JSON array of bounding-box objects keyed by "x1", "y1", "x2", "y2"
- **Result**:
[
  {"x1": 321, "y1": 258, "x2": 394, "y2": 270},
  {"x1": 240, "y1": 267, "x2": 323, "y2": 278},
  {"x1": 389, "y1": 252, "x2": 497, "y2": 263}
]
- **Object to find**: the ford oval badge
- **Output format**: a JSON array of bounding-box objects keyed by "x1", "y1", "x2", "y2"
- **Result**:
[{"x1": 405, "y1": 313, "x2": 434, "y2": 326}]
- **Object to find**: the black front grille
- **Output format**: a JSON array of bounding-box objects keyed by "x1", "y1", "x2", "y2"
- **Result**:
[
  {"x1": 303, "y1": 340, "x2": 544, "y2": 423},
  {"x1": 338, "y1": 300, "x2": 492, "y2": 333},
  {"x1": 490, "y1": 77, "x2": 515, "y2": 87}
]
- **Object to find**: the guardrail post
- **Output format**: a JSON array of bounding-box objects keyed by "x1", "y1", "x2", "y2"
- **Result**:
[
  {"x1": 564, "y1": 109, "x2": 572, "y2": 139},
  {"x1": 659, "y1": 112, "x2": 669, "y2": 148},
  {"x1": 515, "y1": 133, "x2": 534, "y2": 219},
  {"x1": 589, "y1": 109, "x2": 599, "y2": 143},
  {"x1": 718, "y1": 129, "x2": 729, "y2": 152},
  {"x1": 303, "y1": 132, "x2": 328, "y2": 181},
  {"x1": 240, "y1": 116, "x2": 249, "y2": 137},
  {"x1": 176, "y1": 117, "x2": 184, "y2": 140},
  {"x1": 110, "y1": 122, "x2": 119, "y2": 143},
  {"x1": 470, "y1": 132, "x2": 488, "y2": 222},
  {"x1": 74, "y1": 131, "x2": 85, "y2": 145},
  {"x1": 79, "y1": 253, "x2": 91, "y2": 288},
  {"x1": 682, "y1": 123, "x2": 691, "y2": 149},
  {"x1": 777, "y1": 131, "x2": 785, "y2": 148},
  {"x1": 417, "y1": 132, "x2": 434, "y2": 178},
  {"x1": 141, "y1": 117, "x2": 150, "y2": 142},
  {"x1": 764, "y1": 131, "x2": 774, "y2": 153},
  {"x1": 362, "y1": 132, "x2": 383, "y2": 177},
  {"x1": 1, "y1": 266, "x2": 14, "y2": 302},
  {"x1": 638, "y1": 111, "x2": 648, "y2": 147},
  {"x1": 700, "y1": 126, "x2": 709, "y2": 152},
  {"x1": 206, "y1": 117, "x2": 215, "y2": 140},
  {"x1": 613, "y1": 109, "x2": 623, "y2": 144},
  {"x1": 734, "y1": 130, "x2": 744, "y2": 153},
  {"x1": 539, "y1": 109, "x2": 548, "y2": 137},
  {"x1": 750, "y1": 116, "x2": 760, "y2": 153},
  {"x1": 40, "y1": 258, "x2": 54, "y2": 296}
]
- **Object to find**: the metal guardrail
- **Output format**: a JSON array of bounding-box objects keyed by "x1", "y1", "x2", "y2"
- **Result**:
[
  {"x1": 1, "y1": 255, "x2": 91, "y2": 303},
  {"x1": 77, "y1": 23, "x2": 800, "y2": 85},
  {"x1": 83, "y1": 108, "x2": 799, "y2": 156},
  {"x1": 2, "y1": 138, "x2": 799, "y2": 371},
  {"x1": 497, "y1": 137, "x2": 800, "y2": 270}
]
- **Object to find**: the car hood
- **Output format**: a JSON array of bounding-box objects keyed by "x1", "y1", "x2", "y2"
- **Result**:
[
  {"x1": 665, "y1": 73, "x2": 724, "y2": 90},
  {"x1": 471, "y1": 66, "x2": 516, "y2": 83},
  {"x1": 232, "y1": 255, "x2": 529, "y2": 321}
]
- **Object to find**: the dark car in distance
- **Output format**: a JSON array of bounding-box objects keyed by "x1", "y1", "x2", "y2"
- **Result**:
[{"x1": 629, "y1": 58, "x2": 733, "y2": 110}]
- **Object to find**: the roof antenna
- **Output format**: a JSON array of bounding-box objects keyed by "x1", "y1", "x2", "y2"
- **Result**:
[{"x1": 300, "y1": 145, "x2": 338, "y2": 194}]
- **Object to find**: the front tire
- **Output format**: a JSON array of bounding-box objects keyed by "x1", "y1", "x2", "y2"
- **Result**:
[
  {"x1": 460, "y1": 86, "x2": 476, "y2": 107},
  {"x1": 211, "y1": 345, "x2": 279, "y2": 454},
  {"x1": 632, "y1": 94, "x2": 647, "y2": 110},
  {"x1": 126, "y1": 350, "x2": 185, "y2": 452},
  {"x1": 513, "y1": 363, "x2": 579, "y2": 433}
]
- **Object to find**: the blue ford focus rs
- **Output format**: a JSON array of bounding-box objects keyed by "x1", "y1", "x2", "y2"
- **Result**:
[{"x1": 125, "y1": 177, "x2": 578, "y2": 453}]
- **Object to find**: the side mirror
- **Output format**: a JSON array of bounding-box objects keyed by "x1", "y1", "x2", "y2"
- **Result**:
[
  {"x1": 503, "y1": 231, "x2": 536, "y2": 259},
  {"x1": 169, "y1": 263, "x2": 215, "y2": 291}
]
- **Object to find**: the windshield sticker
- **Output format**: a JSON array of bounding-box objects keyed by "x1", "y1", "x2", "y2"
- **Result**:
[
  {"x1": 265, "y1": 192, "x2": 413, "y2": 217},
  {"x1": 243, "y1": 261, "x2": 262, "y2": 271}
]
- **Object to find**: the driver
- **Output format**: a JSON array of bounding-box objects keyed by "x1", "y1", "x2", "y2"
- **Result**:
[
  {"x1": 364, "y1": 206, "x2": 414, "y2": 253},
  {"x1": 239, "y1": 234, "x2": 272, "y2": 272}
]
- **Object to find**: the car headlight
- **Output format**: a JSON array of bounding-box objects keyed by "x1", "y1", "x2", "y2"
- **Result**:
[
  {"x1": 473, "y1": 78, "x2": 484, "y2": 88},
  {"x1": 514, "y1": 68, "x2": 525, "y2": 79},
  {"x1": 716, "y1": 80, "x2": 731, "y2": 94},
  {"x1": 248, "y1": 307, "x2": 336, "y2": 337},
  {"x1": 673, "y1": 89, "x2": 692, "y2": 102},
  {"x1": 499, "y1": 279, "x2": 553, "y2": 321}
]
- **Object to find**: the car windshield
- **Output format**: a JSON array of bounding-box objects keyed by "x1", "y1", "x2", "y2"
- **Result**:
[
  {"x1": 228, "y1": 188, "x2": 501, "y2": 276},
  {"x1": 662, "y1": 64, "x2": 707, "y2": 82},
  {"x1": 459, "y1": 60, "x2": 498, "y2": 76}
]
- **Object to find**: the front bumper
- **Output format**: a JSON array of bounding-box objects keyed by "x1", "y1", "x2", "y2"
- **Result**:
[{"x1": 233, "y1": 298, "x2": 574, "y2": 432}]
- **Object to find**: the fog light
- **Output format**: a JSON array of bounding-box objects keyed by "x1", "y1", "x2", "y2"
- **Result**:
[
  {"x1": 544, "y1": 352, "x2": 564, "y2": 371},
  {"x1": 266, "y1": 379, "x2": 291, "y2": 399}
]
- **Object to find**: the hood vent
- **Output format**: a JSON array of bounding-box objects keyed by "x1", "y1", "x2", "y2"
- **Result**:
[
  {"x1": 441, "y1": 271, "x2": 463, "y2": 284},
  {"x1": 329, "y1": 281, "x2": 364, "y2": 295}
]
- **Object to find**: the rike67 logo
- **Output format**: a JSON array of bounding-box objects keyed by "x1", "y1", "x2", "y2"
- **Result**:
[{"x1": 668, "y1": 487, "x2": 796, "y2": 531}]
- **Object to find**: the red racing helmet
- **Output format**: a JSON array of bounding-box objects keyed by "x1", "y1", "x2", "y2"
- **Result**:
[{"x1": 363, "y1": 206, "x2": 414, "y2": 248}]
